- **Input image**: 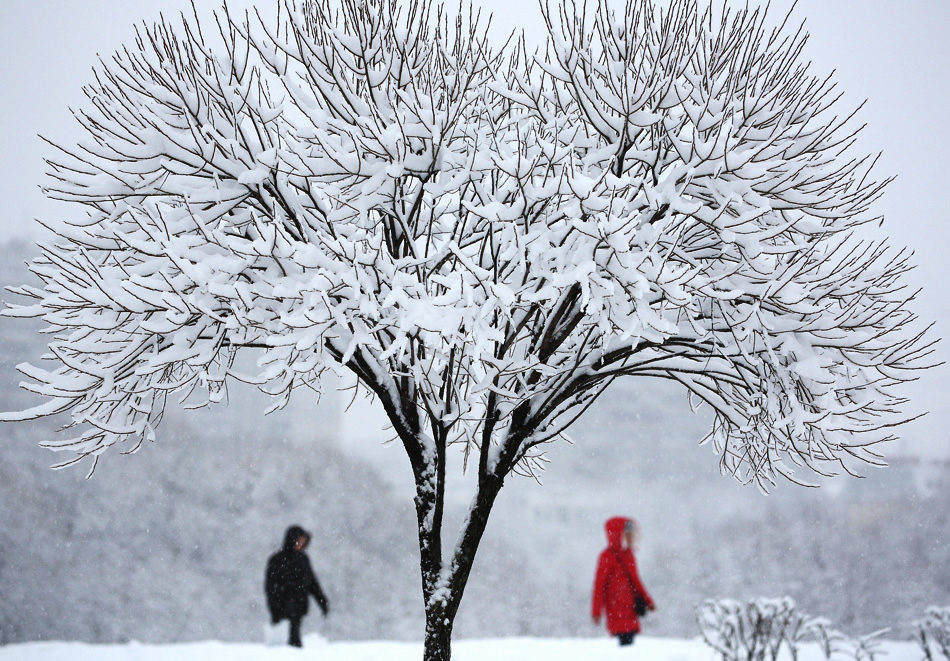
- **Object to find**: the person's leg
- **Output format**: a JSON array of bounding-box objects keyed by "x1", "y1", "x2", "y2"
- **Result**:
[
  {"x1": 288, "y1": 616, "x2": 303, "y2": 647},
  {"x1": 616, "y1": 631, "x2": 636, "y2": 646}
]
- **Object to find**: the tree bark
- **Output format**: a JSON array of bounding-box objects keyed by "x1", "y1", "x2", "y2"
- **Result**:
[
  {"x1": 416, "y1": 466, "x2": 505, "y2": 661},
  {"x1": 423, "y1": 604, "x2": 454, "y2": 661}
]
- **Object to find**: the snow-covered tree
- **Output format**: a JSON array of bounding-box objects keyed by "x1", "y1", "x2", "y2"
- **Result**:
[{"x1": 1, "y1": 0, "x2": 934, "y2": 658}]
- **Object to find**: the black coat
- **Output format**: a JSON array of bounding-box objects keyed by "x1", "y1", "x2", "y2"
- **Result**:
[{"x1": 265, "y1": 526, "x2": 329, "y2": 622}]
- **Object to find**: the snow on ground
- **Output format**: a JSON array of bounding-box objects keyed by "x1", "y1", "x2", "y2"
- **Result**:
[{"x1": 0, "y1": 635, "x2": 922, "y2": 661}]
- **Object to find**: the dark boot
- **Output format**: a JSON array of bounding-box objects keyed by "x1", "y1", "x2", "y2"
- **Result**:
[
  {"x1": 289, "y1": 617, "x2": 303, "y2": 647},
  {"x1": 617, "y1": 631, "x2": 636, "y2": 646}
]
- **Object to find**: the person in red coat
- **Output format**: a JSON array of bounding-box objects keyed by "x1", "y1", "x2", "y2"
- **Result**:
[{"x1": 591, "y1": 516, "x2": 656, "y2": 646}]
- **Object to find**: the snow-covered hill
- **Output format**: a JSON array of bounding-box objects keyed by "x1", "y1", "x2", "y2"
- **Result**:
[{"x1": 0, "y1": 636, "x2": 925, "y2": 661}]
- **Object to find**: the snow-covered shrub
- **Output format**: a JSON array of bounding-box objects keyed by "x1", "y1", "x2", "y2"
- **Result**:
[
  {"x1": 808, "y1": 618, "x2": 888, "y2": 661},
  {"x1": 916, "y1": 607, "x2": 950, "y2": 661},
  {"x1": 697, "y1": 597, "x2": 809, "y2": 661},
  {"x1": 698, "y1": 598, "x2": 887, "y2": 661},
  {"x1": 849, "y1": 631, "x2": 889, "y2": 661},
  {"x1": 807, "y1": 618, "x2": 849, "y2": 660}
]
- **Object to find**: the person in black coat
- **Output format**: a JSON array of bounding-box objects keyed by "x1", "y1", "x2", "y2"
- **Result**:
[{"x1": 265, "y1": 525, "x2": 330, "y2": 647}]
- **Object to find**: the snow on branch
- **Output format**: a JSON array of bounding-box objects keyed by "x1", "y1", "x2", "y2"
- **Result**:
[
  {"x1": 697, "y1": 597, "x2": 888, "y2": 661},
  {"x1": 917, "y1": 607, "x2": 950, "y2": 661},
  {"x1": 1, "y1": 0, "x2": 935, "y2": 487}
]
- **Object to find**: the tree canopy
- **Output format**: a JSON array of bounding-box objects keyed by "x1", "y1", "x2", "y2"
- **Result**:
[{"x1": 5, "y1": 0, "x2": 930, "y2": 487}]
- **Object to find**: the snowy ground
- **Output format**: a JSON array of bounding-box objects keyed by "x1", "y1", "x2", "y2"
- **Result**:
[{"x1": 0, "y1": 636, "x2": 922, "y2": 661}]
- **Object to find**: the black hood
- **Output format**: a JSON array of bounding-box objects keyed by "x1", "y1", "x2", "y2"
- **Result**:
[{"x1": 282, "y1": 525, "x2": 310, "y2": 551}]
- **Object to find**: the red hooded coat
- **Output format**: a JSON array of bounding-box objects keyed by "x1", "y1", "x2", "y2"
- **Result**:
[{"x1": 591, "y1": 516, "x2": 655, "y2": 636}]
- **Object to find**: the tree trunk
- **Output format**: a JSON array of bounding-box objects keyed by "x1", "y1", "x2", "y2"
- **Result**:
[
  {"x1": 423, "y1": 604, "x2": 454, "y2": 661},
  {"x1": 416, "y1": 470, "x2": 504, "y2": 661}
]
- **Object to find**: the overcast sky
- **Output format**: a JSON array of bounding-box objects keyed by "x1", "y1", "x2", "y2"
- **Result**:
[{"x1": 1, "y1": 0, "x2": 948, "y2": 458}]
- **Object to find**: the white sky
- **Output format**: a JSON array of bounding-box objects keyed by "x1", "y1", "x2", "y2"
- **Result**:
[{"x1": 1, "y1": 0, "x2": 948, "y2": 458}]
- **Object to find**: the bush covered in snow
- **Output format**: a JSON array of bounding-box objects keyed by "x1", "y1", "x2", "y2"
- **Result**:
[
  {"x1": 697, "y1": 597, "x2": 808, "y2": 661},
  {"x1": 916, "y1": 607, "x2": 950, "y2": 661},
  {"x1": 807, "y1": 618, "x2": 887, "y2": 661},
  {"x1": 697, "y1": 597, "x2": 887, "y2": 661}
]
